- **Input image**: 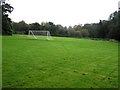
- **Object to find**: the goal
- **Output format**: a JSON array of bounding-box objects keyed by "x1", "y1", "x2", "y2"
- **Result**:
[{"x1": 28, "y1": 30, "x2": 53, "y2": 40}]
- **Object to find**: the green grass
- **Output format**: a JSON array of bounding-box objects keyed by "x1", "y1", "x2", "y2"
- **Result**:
[
  {"x1": 2, "y1": 35, "x2": 118, "y2": 88},
  {"x1": 0, "y1": 36, "x2": 2, "y2": 88}
]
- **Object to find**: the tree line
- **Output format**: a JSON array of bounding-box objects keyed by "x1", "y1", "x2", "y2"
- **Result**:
[
  {"x1": 2, "y1": 2, "x2": 120, "y2": 41},
  {"x1": 12, "y1": 11, "x2": 120, "y2": 41}
]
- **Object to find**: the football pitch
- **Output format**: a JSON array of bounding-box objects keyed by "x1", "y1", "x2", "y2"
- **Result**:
[{"x1": 2, "y1": 35, "x2": 118, "y2": 88}]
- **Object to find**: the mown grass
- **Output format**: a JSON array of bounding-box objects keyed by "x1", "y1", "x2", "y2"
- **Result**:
[
  {"x1": 2, "y1": 35, "x2": 118, "y2": 88},
  {"x1": 0, "y1": 36, "x2": 2, "y2": 88}
]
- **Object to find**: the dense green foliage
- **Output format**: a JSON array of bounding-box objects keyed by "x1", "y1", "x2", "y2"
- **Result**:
[
  {"x1": 12, "y1": 11, "x2": 120, "y2": 41},
  {"x1": 3, "y1": 35, "x2": 118, "y2": 88},
  {"x1": 2, "y1": 2, "x2": 14, "y2": 35},
  {"x1": 1, "y1": 0, "x2": 119, "y2": 41},
  {"x1": 1, "y1": 2, "x2": 119, "y2": 41}
]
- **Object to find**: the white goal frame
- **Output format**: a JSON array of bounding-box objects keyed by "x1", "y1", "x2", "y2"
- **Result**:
[{"x1": 28, "y1": 30, "x2": 53, "y2": 40}]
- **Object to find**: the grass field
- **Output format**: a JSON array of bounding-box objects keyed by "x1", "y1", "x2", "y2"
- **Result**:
[{"x1": 2, "y1": 35, "x2": 118, "y2": 88}]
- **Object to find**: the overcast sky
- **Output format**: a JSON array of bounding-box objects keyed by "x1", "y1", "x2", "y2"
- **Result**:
[{"x1": 7, "y1": 0, "x2": 119, "y2": 27}]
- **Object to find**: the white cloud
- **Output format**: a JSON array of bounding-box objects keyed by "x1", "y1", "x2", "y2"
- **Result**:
[{"x1": 8, "y1": 0, "x2": 119, "y2": 27}]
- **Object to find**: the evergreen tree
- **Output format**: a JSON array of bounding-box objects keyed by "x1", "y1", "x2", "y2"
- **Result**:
[{"x1": 2, "y1": 2, "x2": 14, "y2": 35}]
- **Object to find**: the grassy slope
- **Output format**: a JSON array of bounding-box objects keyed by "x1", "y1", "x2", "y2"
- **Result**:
[{"x1": 2, "y1": 35, "x2": 118, "y2": 88}]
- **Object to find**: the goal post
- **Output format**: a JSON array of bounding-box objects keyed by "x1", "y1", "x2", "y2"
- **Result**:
[{"x1": 28, "y1": 30, "x2": 53, "y2": 40}]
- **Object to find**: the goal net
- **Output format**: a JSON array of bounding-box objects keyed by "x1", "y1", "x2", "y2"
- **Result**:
[{"x1": 28, "y1": 30, "x2": 53, "y2": 40}]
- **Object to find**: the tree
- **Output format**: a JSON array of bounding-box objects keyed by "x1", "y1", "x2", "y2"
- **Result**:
[
  {"x1": 107, "y1": 11, "x2": 120, "y2": 40},
  {"x1": 29, "y1": 22, "x2": 41, "y2": 30},
  {"x1": 13, "y1": 21, "x2": 29, "y2": 34},
  {"x1": 118, "y1": 10, "x2": 120, "y2": 41},
  {"x1": 41, "y1": 22, "x2": 57, "y2": 35},
  {"x1": 2, "y1": 2, "x2": 14, "y2": 35},
  {"x1": 73, "y1": 24, "x2": 82, "y2": 31},
  {"x1": 48, "y1": 22, "x2": 57, "y2": 35},
  {"x1": 56, "y1": 24, "x2": 68, "y2": 36},
  {"x1": 80, "y1": 29, "x2": 90, "y2": 37}
]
